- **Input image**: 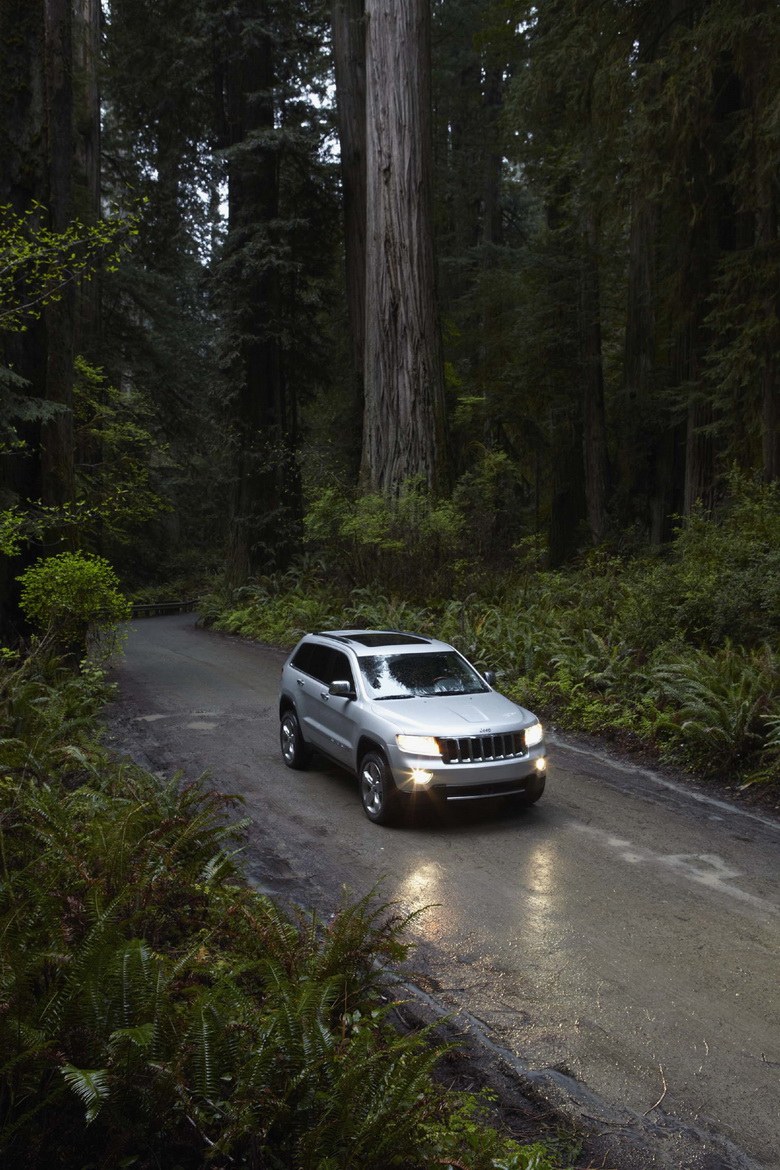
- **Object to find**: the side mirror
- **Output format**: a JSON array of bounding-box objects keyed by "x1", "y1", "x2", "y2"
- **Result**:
[
  {"x1": 483, "y1": 670, "x2": 496, "y2": 687},
  {"x1": 329, "y1": 679, "x2": 354, "y2": 698}
]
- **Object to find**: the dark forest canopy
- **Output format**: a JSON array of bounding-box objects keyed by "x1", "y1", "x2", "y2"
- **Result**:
[{"x1": 2, "y1": 0, "x2": 780, "y2": 616}]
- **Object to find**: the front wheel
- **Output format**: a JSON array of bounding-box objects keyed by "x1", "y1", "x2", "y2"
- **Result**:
[
  {"x1": 359, "y1": 751, "x2": 400, "y2": 825},
  {"x1": 280, "y1": 710, "x2": 311, "y2": 770}
]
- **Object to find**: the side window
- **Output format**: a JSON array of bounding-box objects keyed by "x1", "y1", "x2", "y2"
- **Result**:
[
  {"x1": 327, "y1": 649, "x2": 354, "y2": 689},
  {"x1": 292, "y1": 643, "x2": 330, "y2": 683},
  {"x1": 290, "y1": 643, "x2": 354, "y2": 688},
  {"x1": 291, "y1": 643, "x2": 314, "y2": 674}
]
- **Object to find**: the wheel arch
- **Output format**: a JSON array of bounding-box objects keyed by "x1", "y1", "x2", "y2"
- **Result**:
[
  {"x1": 279, "y1": 694, "x2": 296, "y2": 719},
  {"x1": 356, "y1": 735, "x2": 387, "y2": 769}
]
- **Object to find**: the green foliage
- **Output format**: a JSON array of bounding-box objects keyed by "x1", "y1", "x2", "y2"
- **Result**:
[
  {"x1": 0, "y1": 646, "x2": 113, "y2": 783},
  {"x1": 0, "y1": 655, "x2": 569, "y2": 1169},
  {"x1": 304, "y1": 482, "x2": 466, "y2": 597},
  {"x1": 0, "y1": 201, "x2": 139, "y2": 332},
  {"x1": 0, "y1": 510, "x2": 26, "y2": 558},
  {"x1": 0, "y1": 365, "x2": 66, "y2": 456},
  {"x1": 651, "y1": 644, "x2": 779, "y2": 774},
  {"x1": 16, "y1": 551, "x2": 131, "y2": 659},
  {"x1": 72, "y1": 356, "x2": 171, "y2": 547}
]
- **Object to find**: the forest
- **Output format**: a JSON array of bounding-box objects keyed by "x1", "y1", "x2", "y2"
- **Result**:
[
  {"x1": 1, "y1": 2, "x2": 779, "y2": 1164},
  {"x1": 3, "y1": 0, "x2": 780, "y2": 789}
]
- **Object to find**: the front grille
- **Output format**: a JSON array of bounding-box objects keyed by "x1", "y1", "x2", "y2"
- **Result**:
[{"x1": 438, "y1": 731, "x2": 526, "y2": 764}]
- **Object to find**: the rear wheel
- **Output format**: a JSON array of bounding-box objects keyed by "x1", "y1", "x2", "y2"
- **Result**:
[
  {"x1": 280, "y1": 710, "x2": 310, "y2": 769},
  {"x1": 359, "y1": 751, "x2": 400, "y2": 825}
]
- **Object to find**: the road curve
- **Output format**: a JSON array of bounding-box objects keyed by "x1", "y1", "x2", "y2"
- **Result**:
[{"x1": 107, "y1": 614, "x2": 780, "y2": 1170}]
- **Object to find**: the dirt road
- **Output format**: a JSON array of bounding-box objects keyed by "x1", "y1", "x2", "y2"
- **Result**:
[{"x1": 107, "y1": 614, "x2": 780, "y2": 1170}]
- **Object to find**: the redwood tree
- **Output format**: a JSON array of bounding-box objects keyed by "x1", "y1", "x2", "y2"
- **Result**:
[{"x1": 360, "y1": 0, "x2": 447, "y2": 496}]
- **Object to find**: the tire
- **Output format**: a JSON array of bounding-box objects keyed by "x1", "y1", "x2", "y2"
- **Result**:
[
  {"x1": 280, "y1": 709, "x2": 311, "y2": 770},
  {"x1": 504, "y1": 773, "x2": 545, "y2": 808},
  {"x1": 359, "y1": 750, "x2": 400, "y2": 825}
]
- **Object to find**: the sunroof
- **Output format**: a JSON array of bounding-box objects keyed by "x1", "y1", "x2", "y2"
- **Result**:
[{"x1": 347, "y1": 631, "x2": 430, "y2": 647}]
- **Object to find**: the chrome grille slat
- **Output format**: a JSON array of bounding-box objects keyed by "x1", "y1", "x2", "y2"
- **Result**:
[{"x1": 439, "y1": 731, "x2": 525, "y2": 764}]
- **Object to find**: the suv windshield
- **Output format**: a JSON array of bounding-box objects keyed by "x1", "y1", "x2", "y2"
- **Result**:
[{"x1": 359, "y1": 651, "x2": 489, "y2": 699}]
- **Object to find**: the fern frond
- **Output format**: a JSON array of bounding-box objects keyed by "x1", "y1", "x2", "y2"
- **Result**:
[{"x1": 60, "y1": 1062, "x2": 110, "y2": 1123}]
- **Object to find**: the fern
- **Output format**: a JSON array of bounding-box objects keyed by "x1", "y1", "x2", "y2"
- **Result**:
[{"x1": 60, "y1": 1064, "x2": 110, "y2": 1124}]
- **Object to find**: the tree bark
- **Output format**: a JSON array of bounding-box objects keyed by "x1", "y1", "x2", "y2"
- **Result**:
[
  {"x1": 331, "y1": 0, "x2": 367, "y2": 392},
  {"x1": 580, "y1": 212, "x2": 610, "y2": 544},
  {"x1": 756, "y1": 159, "x2": 780, "y2": 481},
  {"x1": 40, "y1": 0, "x2": 75, "y2": 511},
  {"x1": 73, "y1": 0, "x2": 102, "y2": 351},
  {"x1": 218, "y1": 3, "x2": 300, "y2": 586},
  {"x1": 361, "y1": 0, "x2": 446, "y2": 496}
]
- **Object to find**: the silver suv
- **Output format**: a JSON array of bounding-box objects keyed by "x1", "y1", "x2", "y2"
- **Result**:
[{"x1": 278, "y1": 629, "x2": 547, "y2": 824}]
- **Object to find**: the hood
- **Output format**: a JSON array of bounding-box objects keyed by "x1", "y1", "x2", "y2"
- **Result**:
[{"x1": 371, "y1": 690, "x2": 533, "y2": 735}]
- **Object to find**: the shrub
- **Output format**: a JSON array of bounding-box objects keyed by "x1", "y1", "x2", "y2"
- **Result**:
[
  {"x1": 651, "y1": 643, "x2": 780, "y2": 774},
  {"x1": 16, "y1": 551, "x2": 131, "y2": 661},
  {"x1": 304, "y1": 481, "x2": 466, "y2": 597}
]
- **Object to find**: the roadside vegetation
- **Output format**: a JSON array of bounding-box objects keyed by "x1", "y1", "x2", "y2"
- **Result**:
[
  {"x1": 202, "y1": 474, "x2": 780, "y2": 802},
  {"x1": 0, "y1": 641, "x2": 575, "y2": 1169}
]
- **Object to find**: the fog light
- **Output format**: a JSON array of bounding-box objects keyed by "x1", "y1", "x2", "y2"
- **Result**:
[
  {"x1": 410, "y1": 769, "x2": 433, "y2": 786},
  {"x1": 535, "y1": 757, "x2": 546, "y2": 773}
]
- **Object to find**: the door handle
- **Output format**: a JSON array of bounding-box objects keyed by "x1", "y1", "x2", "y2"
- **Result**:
[{"x1": 297, "y1": 679, "x2": 305, "y2": 686}]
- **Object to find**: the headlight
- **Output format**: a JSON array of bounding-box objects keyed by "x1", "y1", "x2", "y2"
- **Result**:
[
  {"x1": 396, "y1": 734, "x2": 442, "y2": 757},
  {"x1": 524, "y1": 721, "x2": 544, "y2": 748}
]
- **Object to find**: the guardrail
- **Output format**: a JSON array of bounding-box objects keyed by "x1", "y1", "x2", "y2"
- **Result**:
[{"x1": 131, "y1": 599, "x2": 197, "y2": 618}]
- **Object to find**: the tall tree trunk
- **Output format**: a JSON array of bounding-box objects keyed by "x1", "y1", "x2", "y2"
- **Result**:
[
  {"x1": 481, "y1": 65, "x2": 503, "y2": 251},
  {"x1": 757, "y1": 171, "x2": 780, "y2": 481},
  {"x1": 0, "y1": 0, "x2": 76, "y2": 516},
  {"x1": 580, "y1": 212, "x2": 610, "y2": 544},
  {"x1": 40, "y1": 0, "x2": 75, "y2": 514},
  {"x1": 72, "y1": 0, "x2": 102, "y2": 352},
  {"x1": 621, "y1": 193, "x2": 658, "y2": 530},
  {"x1": 331, "y1": 0, "x2": 367, "y2": 396},
  {"x1": 361, "y1": 0, "x2": 446, "y2": 495},
  {"x1": 218, "y1": 4, "x2": 298, "y2": 586}
]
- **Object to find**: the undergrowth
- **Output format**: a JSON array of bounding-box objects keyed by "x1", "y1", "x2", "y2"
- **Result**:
[
  {"x1": 199, "y1": 475, "x2": 780, "y2": 794},
  {"x1": 0, "y1": 649, "x2": 573, "y2": 1169}
]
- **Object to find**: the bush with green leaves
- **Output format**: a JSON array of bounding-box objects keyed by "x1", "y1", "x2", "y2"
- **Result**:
[
  {"x1": 16, "y1": 550, "x2": 131, "y2": 660},
  {"x1": 304, "y1": 480, "x2": 467, "y2": 598},
  {"x1": 650, "y1": 643, "x2": 780, "y2": 775},
  {"x1": 0, "y1": 647, "x2": 113, "y2": 783}
]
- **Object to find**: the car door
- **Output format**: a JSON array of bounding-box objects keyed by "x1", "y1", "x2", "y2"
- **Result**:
[
  {"x1": 306, "y1": 648, "x2": 357, "y2": 766},
  {"x1": 289, "y1": 643, "x2": 330, "y2": 752}
]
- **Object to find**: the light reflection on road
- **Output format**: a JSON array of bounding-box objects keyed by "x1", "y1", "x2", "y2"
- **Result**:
[{"x1": 395, "y1": 860, "x2": 449, "y2": 940}]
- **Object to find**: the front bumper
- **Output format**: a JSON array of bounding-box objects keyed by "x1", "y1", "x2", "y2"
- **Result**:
[{"x1": 388, "y1": 743, "x2": 547, "y2": 798}]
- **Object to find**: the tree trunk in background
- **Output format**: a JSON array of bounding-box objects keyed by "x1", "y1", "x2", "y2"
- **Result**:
[
  {"x1": 624, "y1": 0, "x2": 691, "y2": 541},
  {"x1": 332, "y1": 0, "x2": 367, "y2": 399},
  {"x1": 580, "y1": 212, "x2": 610, "y2": 544},
  {"x1": 218, "y1": 3, "x2": 299, "y2": 586},
  {"x1": 622, "y1": 193, "x2": 658, "y2": 530},
  {"x1": 40, "y1": 0, "x2": 76, "y2": 512},
  {"x1": 72, "y1": 0, "x2": 101, "y2": 352},
  {"x1": 757, "y1": 171, "x2": 780, "y2": 482},
  {"x1": 361, "y1": 0, "x2": 446, "y2": 495},
  {"x1": 481, "y1": 65, "x2": 503, "y2": 252},
  {"x1": 0, "y1": 0, "x2": 76, "y2": 516}
]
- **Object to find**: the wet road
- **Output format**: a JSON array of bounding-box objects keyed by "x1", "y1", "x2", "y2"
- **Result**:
[{"x1": 107, "y1": 614, "x2": 780, "y2": 1169}]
